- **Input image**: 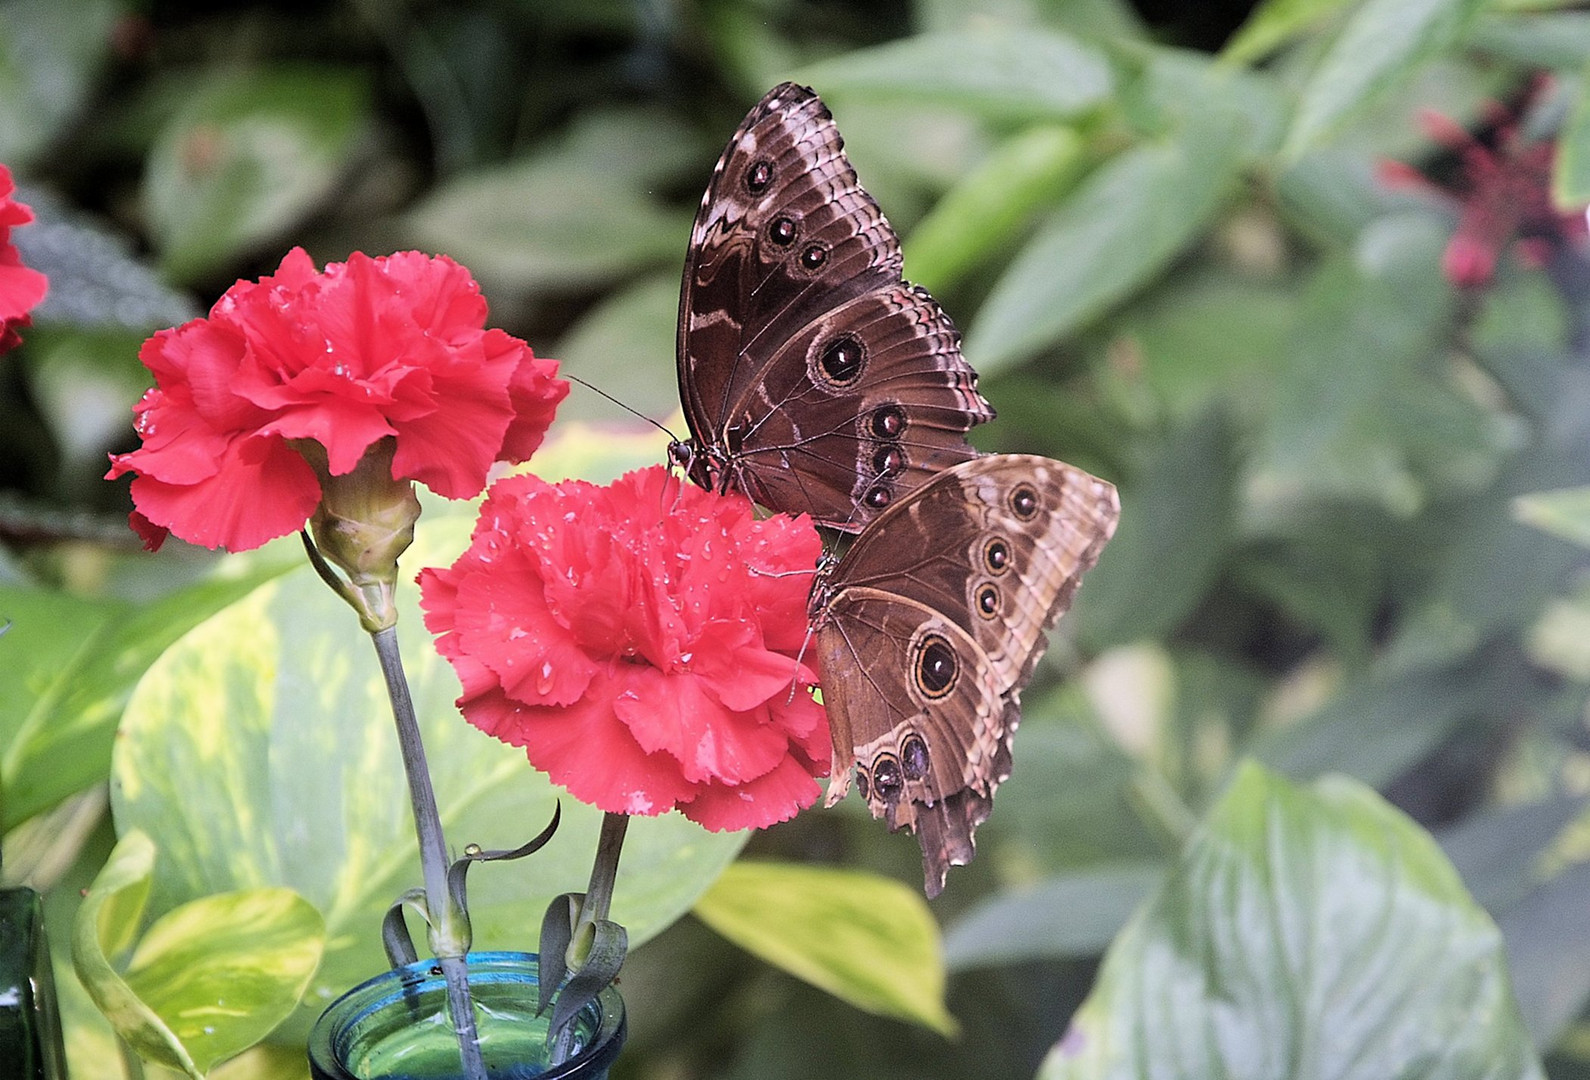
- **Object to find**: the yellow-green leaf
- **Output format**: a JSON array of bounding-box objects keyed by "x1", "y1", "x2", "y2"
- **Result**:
[{"x1": 694, "y1": 861, "x2": 956, "y2": 1036}]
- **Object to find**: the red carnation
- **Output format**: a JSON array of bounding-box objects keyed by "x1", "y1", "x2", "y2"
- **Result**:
[
  {"x1": 0, "y1": 165, "x2": 48, "y2": 353},
  {"x1": 106, "y1": 248, "x2": 567, "y2": 552},
  {"x1": 419, "y1": 466, "x2": 830, "y2": 832}
]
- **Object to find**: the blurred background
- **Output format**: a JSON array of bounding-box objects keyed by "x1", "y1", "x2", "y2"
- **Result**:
[{"x1": 6, "y1": 0, "x2": 1590, "y2": 1077}]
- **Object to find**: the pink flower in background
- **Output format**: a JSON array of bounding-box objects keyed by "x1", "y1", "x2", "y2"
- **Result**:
[
  {"x1": 0, "y1": 165, "x2": 48, "y2": 353},
  {"x1": 1380, "y1": 83, "x2": 1588, "y2": 288},
  {"x1": 106, "y1": 247, "x2": 567, "y2": 552},
  {"x1": 419, "y1": 466, "x2": 830, "y2": 831}
]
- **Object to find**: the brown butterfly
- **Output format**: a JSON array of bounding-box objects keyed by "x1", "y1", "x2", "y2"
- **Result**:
[
  {"x1": 812, "y1": 454, "x2": 1119, "y2": 896},
  {"x1": 670, "y1": 82, "x2": 993, "y2": 533}
]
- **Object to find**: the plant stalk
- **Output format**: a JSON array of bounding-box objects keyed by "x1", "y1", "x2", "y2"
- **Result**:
[{"x1": 370, "y1": 626, "x2": 485, "y2": 1080}]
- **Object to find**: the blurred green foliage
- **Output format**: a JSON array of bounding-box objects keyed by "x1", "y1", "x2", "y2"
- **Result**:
[{"x1": 5, "y1": 0, "x2": 1590, "y2": 1076}]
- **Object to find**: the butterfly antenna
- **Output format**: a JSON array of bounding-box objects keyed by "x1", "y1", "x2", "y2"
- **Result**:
[{"x1": 564, "y1": 373, "x2": 679, "y2": 441}]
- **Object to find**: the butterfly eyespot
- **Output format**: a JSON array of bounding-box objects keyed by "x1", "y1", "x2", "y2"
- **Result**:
[
  {"x1": 745, "y1": 160, "x2": 774, "y2": 194},
  {"x1": 869, "y1": 404, "x2": 906, "y2": 439},
  {"x1": 901, "y1": 735, "x2": 930, "y2": 781},
  {"x1": 871, "y1": 754, "x2": 904, "y2": 800},
  {"x1": 818, "y1": 335, "x2": 865, "y2": 384},
  {"x1": 768, "y1": 216, "x2": 797, "y2": 246},
  {"x1": 983, "y1": 538, "x2": 1010, "y2": 575},
  {"x1": 863, "y1": 483, "x2": 892, "y2": 510},
  {"x1": 1010, "y1": 484, "x2": 1040, "y2": 520},
  {"x1": 914, "y1": 633, "x2": 958, "y2": 698},
  {"x1": 872, "y1": 445, "x2": 904, "y2": 477},
  {"x1": 800, "y1": 244, "x2": 828, "y2": 270},
  {"x1": 976, "y1": 583, "x2": 999, "y2": 618}
]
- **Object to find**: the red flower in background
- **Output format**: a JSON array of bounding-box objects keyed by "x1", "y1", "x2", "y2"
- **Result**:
[
  {"x1": 1380, "y1": 83, "x2": 1588, "y2": 288},
  {"x1": 0, "y1": 165, "x2": 48, "y2": 353},
  {"x1": 419, "y1": 466, "x2": 829, "y2": 832},
  {"x1": 106, "y1": 248, "x2": 567, "y2": 552}
]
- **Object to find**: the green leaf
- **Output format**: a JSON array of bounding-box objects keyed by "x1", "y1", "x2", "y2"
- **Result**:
[
  {"x1": 695, "y1": 862, "x2": 956, "y2": 1036},
  {"x1": 0, "y1": 0, "x2": 119, "y2": 167},
  {"x1": 111, "y1": 435, "x2": 744, "y2": 1039},
  {"x1": 1514, "y1": 486, "x2": 1590, "y2": 549},
  {"x1": 942, "y1": 862, "x2": 1163, "y2": 970},
  {"x1": 903, "y1": 125, "x2": 1089, "y2": 296},
  {"x1": 553, "y1": 273, "x2": 682, "y2": 426},
  {"x1": 966, "y1": 115, "x2": 1246, "y2": 371},
  {"x1": 795, "y1": 25, "x2": 1113, "y2": 121},
  {"x1": 71, "y1": 830, "x2": 197, "y2": 1077},
  {"x1": 1070, "y1": 409, "x2": 1237, "y2": 649},
  {"x1": 1221, "y1": 0, "x2": 1356, "y2": 65},
  {"x1": 1470, "y1": 12, "x2": 1590, "y2": 71},
  {"x1": 401, "y1": 117, "x2": 691, "y2": 298},
  {"x1": 123, "y1": 888, "x2": 324, "y2": 1073},
  {"x1": 73, "y1": 830, "x2": 325, "y2": 1076},
  {"x1": 144, "y1": 66, "x2": 370, "y2": 284},
  {"x1": 0, "y1": 561, "x2": 289, "y2": 831},
  {"x1": 1039, "y1": 762, "x2": 1544, "y2": 1080},
  {"x1": 1554, "y1": 66, "x2": 1590, "y2": 208},
  {"x1": 1284, "y1": 0, "x2": 1490, "y2": 156}
]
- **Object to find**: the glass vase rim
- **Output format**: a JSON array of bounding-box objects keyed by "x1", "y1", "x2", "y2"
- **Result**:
[{"x1": 307, "y1": 949, "x2": 625, "y2": 1080}]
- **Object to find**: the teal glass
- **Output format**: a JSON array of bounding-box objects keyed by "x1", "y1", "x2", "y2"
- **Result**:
[
  {"x1": 308, "y1": 952, "x2": 625, "y2": 1080},
  {"x1": 0, "y1": 887, "x2": 68, "y2": 1080}
]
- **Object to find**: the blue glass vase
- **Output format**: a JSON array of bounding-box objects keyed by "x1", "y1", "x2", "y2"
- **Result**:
[
  {"x1": 0, "y1": 887, "x2": 67, "y2": 1080},
  {"x1": 307, "y1": 951, "x2": 625, "y2": 1080}
]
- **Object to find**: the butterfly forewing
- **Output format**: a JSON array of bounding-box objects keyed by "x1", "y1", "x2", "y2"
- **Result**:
[
  {"x1": 813, "y1": 454, "x2": 1120, "y2": 896},
  {"x1": 676, "y1": 82, "x2": 993, "y2": 531}
]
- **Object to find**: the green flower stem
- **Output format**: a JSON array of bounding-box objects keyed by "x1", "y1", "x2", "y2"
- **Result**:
[
  {"x1": 370, "y1": 626, "x2": 485, "y2": 1080},
  {"x1": 571, "y1": 812, "x2": 628, "y2": 965}
]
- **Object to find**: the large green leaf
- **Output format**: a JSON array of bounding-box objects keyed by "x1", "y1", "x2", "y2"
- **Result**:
[
  {"x1": 1039, "y1": 762, "x2": 1543, "y2": 1080},
  {"x1": 72, "y1": 830, "x2": 326, "y2": 1077},
  {"x1": 552, "y1": 273, "x2": 682, "y2": 426},
  {"x1": 111, "y1": 428, "x2": 744, "y2": 1039},
  {"x1": 0, "y1": 560, "x2": 290, "y2": 832},
  {"x1": 796, "y1": 25, "x2": 1113, "y2": 121},
  {"x1": 694, "y1": 861, "x2": 956, "y2": 1036},
  {"x1": 1284, "y1": 0, "x2": 1490, "y2": 156},
  {"x1": 144, "y1": 66, "x2": 370, "y2": 284}
]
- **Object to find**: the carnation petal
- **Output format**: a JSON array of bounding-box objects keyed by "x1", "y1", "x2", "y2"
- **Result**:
[
  {"x1": 126, "y1": 434, "x2": 321, "y2": 551},
  {"x1": 615, "y1": 667, "x2": 793, "y2": 785},
  {"x1": 680, "y1": 754, "x2": 825, "y2": 832}
]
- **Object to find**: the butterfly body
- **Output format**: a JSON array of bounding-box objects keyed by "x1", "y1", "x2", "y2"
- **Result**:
[
  {"x1": 812, "y1": 454, "x2": 1119, "y2": 896},
  {"x1": 673, "y1": 82, "x2": 993, "y2": 532}
]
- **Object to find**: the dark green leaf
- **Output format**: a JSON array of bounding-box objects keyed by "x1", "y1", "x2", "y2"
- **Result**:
[
  {"x1": 966, "y1": 116, "x2": 1247, "y2": 371},
  {"x1": 903, "y1": 125, "x2": 1089, "y2": 296},
  {"x1": 144, "y1": 66, "x2": 370, "y2": 284},
  {"x1": 0, "y1": 0, "x2": 119, "y2": 167},
  {"x1": 553, "y1": 274, "x2": 681, "y2": 426},
  {"x1": 796, "y1": 25, "x2": 1113, "y2": 121},
  {"x1": 1039, "y1": 762, "x2": 1543, "y2": 1079},
  {"x1": 1554, "y1": 67, "x2": 1590, "y2": 208},
  {"x1": 1438, "y1": 795, "x2": 1587, "y2": 913},
  {"x1": 1284, "y1": 0, "x2": 1491, "y2": 155},
  {"x1": 694, "y1": 861, "x2": 956, "y2": 1035},
  {"x1": 1498, "y1": 861, "x2": 1590, "y2": 1049},
  {"x1": 1220, "y1": 0, "x2": 1356, "y2": 65},
  {"x1": 1070, "y1": 409, "x2": 1237, "y2": 649},
  {"x1": 1470, "y1": 13, "x2": 1590, "y2": 71},
  {"x1": 942, "y1": 862, "x2": 1163, "y2": 970},
  {"x1": 402, "y1": 121, "x2": 691, "y2": 297}
]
